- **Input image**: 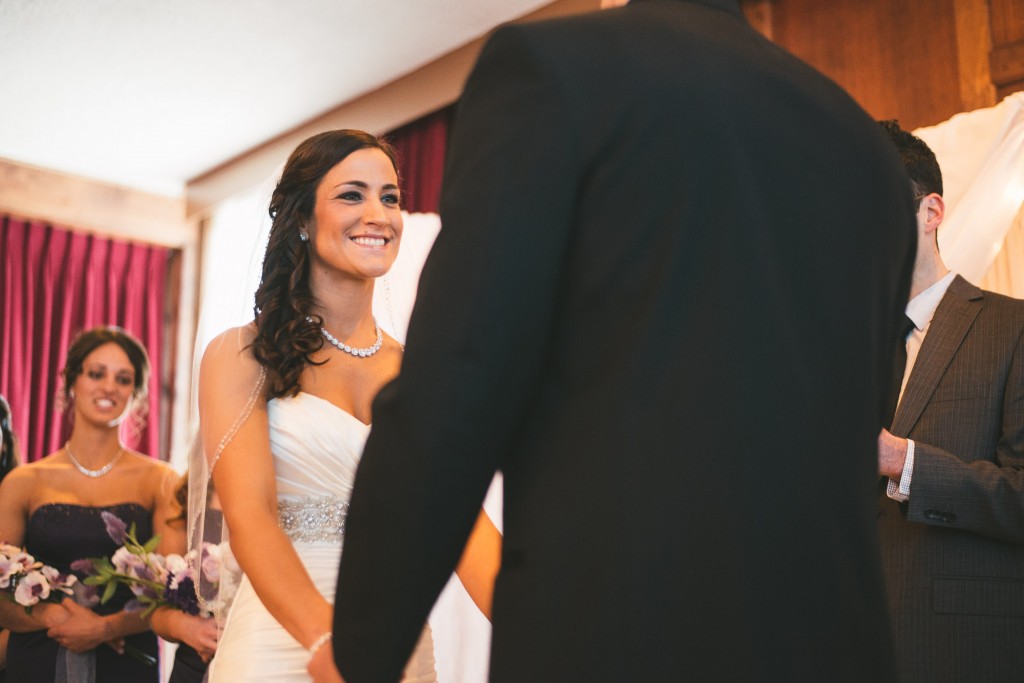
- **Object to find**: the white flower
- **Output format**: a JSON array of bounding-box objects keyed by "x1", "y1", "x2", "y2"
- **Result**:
[
  {"x1": 14, "y1": 570, "x2": 50, "y2": 606},
  {"x1": 200, "y1": 543, "x2": 222, "y2": 583},
  {"x1": 39, "y1": 565, "x2": 76, "y2": 595},
  {"x1": 0, "y1": 555, "x2": 17, "y2": 589},
  {"x1": 111, "y1": 546, "x2": 139, "y2": 574},
  {"x1": 164, "y1": 553, "x2": 188, "y2": 575}
]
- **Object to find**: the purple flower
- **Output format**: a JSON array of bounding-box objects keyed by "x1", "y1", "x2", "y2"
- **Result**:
[
  {"x1": 70, "y1": 558, "x2": 97, "y2": 576},
  {"x1": 73, "y1": 581, "x2": 100, "y2": 607},
  {"x1": 164, "y1": 573, "x2": 200, "y2": 616},
  {"x1": 101, "y1": 511, "x2": 128, "y2": 545}
]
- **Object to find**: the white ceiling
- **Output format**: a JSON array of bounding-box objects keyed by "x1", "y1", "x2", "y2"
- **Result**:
[{"x1": 0, "y1": 0, "x2": 551, "y2": 197}]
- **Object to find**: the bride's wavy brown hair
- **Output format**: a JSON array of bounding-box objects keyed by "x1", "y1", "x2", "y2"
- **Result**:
[{"x1": 252, "y1": 129, "x2": 400, "y2": 399}]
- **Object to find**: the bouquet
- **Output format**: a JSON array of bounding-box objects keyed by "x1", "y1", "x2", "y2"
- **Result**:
[
  {"x1": 72, "y1": 511, "x2": 230, "y2": 618},
  {"x1": 0, "y1": 542, "x2": 77, "y2": 612}
]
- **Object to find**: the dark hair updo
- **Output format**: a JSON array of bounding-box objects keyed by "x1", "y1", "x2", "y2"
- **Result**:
[{"x1": 251, "y1": 129, "x2": 400, "y2": 399}]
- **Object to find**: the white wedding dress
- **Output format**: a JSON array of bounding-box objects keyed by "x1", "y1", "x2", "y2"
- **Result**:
[{"x1": 209, "y1": 392, "x2": 438, "y2": 682}]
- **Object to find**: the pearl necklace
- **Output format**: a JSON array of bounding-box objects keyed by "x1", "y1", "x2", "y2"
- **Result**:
[
  {"x1": 65, "y1": 441, "x2": 124, "y2": 478},
  {"x1": 307, "y1": 316, "x2": 383, "y2": 358}
]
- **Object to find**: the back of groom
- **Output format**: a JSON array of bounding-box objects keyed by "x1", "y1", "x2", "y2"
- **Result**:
[{"x1": 328, "y1": 1, "x2": 916, "y2": 680}]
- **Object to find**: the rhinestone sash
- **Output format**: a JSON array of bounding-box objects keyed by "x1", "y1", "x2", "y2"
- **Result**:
[{"x1": 277, "y1": 494, "x2": 349, "y2": 543}]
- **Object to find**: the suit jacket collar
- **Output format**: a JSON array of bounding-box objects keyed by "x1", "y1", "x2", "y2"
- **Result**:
[
  {"x1": 628, "y1": 0, "x2": 745, "y2": 20},
  {"x1": 892, "y1": 275, "x2": 983, "y2": 435}
]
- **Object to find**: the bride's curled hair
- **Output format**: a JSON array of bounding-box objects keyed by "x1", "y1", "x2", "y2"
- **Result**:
[{"x1": 252, "y1": 129, "x2": 400, "y2": 399}]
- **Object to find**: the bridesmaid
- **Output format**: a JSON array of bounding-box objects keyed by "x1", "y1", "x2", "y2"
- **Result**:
[
  {"x1": 0, "y1": 394, "x2": 21, "y2": 682},
  {"x1": 150, "y1": 474, "x2": 219, "y2": 683},
  {"x1": 0, "y1": 326, "x2": 177, "y2": 681}
]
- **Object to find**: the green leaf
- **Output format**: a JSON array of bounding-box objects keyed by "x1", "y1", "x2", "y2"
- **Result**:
[
  {"x1": 141, "y1": 533, "x2": 162, "y2": 554},
  {"x1": 101, "y1": 579, "x2": 118, "y2": 605}
]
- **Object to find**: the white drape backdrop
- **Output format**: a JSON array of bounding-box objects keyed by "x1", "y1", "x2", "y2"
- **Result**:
[
  {"x1": 917, "y1": 91, "x2": 1024, "y2": 298},
  {"x1": 190, "y1": 91, "x2": 1023, "y2": 683}
]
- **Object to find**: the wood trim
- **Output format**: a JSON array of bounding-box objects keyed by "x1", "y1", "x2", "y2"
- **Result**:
[
  {"x1": 989, "y1": 0, "x2": 1024, "y2": 45},
  {"x1": 954, "y1": 0, "x2": 997, "y2": 111},
  {"x1": 991, "y1": 39, "x2": 1024, "y2": 89},
  {"x1": 0, "y1": 157, "x2": 193, "y2": 247},
  {"x1": 185, "y1": 0, "x2": 602, "y2": 218}
]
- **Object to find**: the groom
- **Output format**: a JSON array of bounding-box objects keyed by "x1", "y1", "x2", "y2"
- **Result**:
[{"x1": 317, "y1": 0, "x2": 916, "y2": 680}]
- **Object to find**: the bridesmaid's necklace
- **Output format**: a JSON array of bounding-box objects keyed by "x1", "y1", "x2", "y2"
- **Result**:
[
  {"x1": 65, "y1": 441, "x2": 124, "y2": 478},
  {"x1": 307, "y1": 316, "x2": 383, "y2": 358}
]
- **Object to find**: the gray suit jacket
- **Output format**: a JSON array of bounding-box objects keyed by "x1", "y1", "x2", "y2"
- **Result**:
[{"x1": 881, "y1": 274, "x2": 1024, "y2": 683}]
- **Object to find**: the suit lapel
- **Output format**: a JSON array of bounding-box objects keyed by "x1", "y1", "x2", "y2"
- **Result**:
[{"x1": 892, "y1": 276, "x2": 983, "y2": 436}]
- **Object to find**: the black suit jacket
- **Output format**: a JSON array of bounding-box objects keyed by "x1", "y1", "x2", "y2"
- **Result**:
[
  {"x1": 334, "y1": 1, "x2": 916, "y2": 680},
  {"x1": 881, "y1": 275, "x2": 1024, "y2": 683}
]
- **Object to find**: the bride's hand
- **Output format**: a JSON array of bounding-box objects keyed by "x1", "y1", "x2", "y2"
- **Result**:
[{"x1": 307, "y1": 640, "x2": 345, "y2": 683}]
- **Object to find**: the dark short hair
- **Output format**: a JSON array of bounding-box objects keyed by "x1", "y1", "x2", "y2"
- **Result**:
[
  {"x1": 61, "y1": 326, "x2": 151, "y2": 406},
  {"x1": 878, "y1": 119, "x2": 943, "y2": 203}
]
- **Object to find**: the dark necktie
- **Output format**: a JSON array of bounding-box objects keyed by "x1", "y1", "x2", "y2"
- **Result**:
[{"x1": 885, "y1": 314, "x2": 917, "y2": 428}]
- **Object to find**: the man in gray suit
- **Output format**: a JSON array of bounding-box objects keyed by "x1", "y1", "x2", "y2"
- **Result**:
[{"x1": 878, "y1": 120, "x2": 1024, "y2": 683}]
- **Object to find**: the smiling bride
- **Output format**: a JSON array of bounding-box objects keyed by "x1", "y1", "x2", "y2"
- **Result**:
[{"x1": 193, "y1": 130, "x2": 497, "y2": 682}]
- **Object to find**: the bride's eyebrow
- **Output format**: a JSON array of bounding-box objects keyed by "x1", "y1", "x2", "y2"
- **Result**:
[
  {"x1": 331, "y1": 181, "x2": 400, "y2": 191},
  {"x1": 331, "y1": 180, "x2": 368, "y2": 190}
]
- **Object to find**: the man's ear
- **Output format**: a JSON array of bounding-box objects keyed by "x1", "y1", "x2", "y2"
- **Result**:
[{"x1": 920, "y1": 193, "x2": 944, "y2": 236}]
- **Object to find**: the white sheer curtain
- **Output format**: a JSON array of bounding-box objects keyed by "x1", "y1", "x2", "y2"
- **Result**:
[{"x1": 916, "y1": 91, "x2": 1024, "y2": 297}]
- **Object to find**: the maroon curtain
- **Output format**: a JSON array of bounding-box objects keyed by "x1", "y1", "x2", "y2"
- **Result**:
[
  {"x1": 387, "y1": 106, "x2": 453, "y2": 214},
  {"x1": 0, "y1": 214, "x2": 176, "y2": 463}
]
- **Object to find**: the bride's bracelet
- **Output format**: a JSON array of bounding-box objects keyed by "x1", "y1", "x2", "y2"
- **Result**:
[{"x1": 308, "y1": 630, "x2": 332, "y2": 657}]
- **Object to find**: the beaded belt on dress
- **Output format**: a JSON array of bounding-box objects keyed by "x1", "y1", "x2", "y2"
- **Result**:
[{"x1": 278, "y1": 494, "x2": 349, "y2": 543}]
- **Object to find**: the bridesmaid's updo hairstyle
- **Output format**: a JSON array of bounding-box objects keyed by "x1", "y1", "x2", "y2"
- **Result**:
[
  {"x1": 252, "y1": 129, "x2": 400, "y2": 399},
  {"x1": 60, "y1": 325, "x2": 151, "y2": 424}
]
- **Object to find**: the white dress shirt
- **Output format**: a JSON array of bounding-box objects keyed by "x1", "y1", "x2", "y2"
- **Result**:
[{"x1": 886, "y1": 271, "x2": 957, "y2": 502}]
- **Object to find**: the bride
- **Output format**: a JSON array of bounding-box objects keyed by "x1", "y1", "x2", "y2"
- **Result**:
[{"x1": 195, "y1": 129, "x2": 499, "y2": 681}]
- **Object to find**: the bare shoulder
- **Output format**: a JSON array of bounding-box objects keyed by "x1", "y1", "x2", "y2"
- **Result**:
[
  {"x1": 0, "y1": 461, "x2": 37, "y2": 494},
  {"x1": 200, "y1": 323, "x2": 264, "y2": 392},
  {"x1": 120, "y1": 451, "x2": 180, "y2": 504},
  {"x1": 123, "y1": 450, "x2": 176, "y2": 477},
  {"x1": 0, "y1": 457, "x2": 51, "y2": 509},
  {"x1": 202, "y1": 323, "x2": 257, "y2": 366}
]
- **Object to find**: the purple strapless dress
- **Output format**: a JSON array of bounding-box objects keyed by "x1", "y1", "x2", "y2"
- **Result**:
[{"x1": 6, "y1": 503, "x2": 159, "y2": 682}]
